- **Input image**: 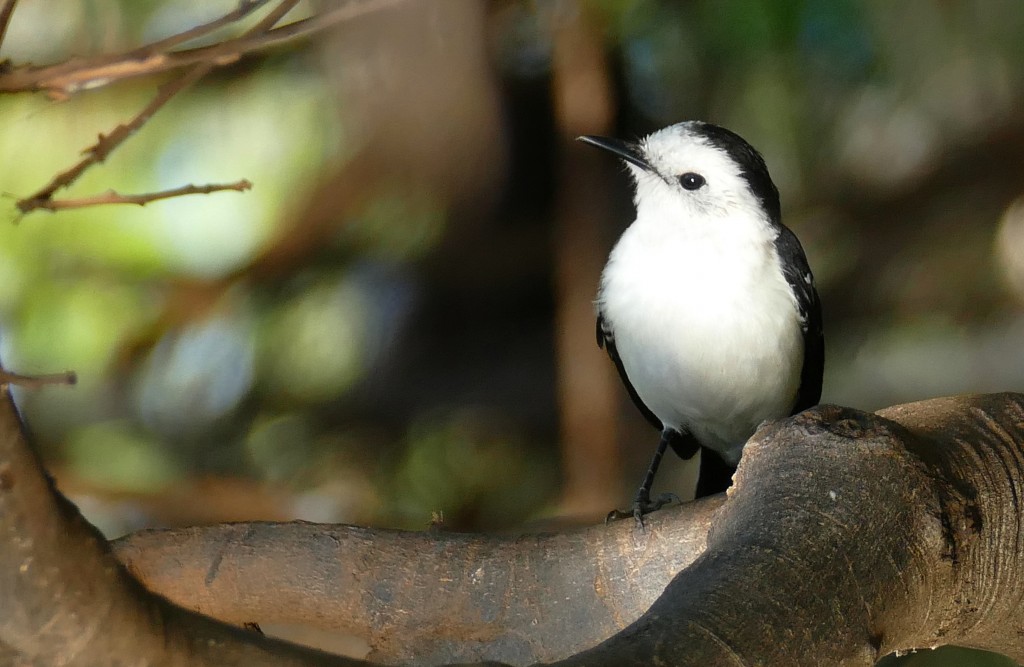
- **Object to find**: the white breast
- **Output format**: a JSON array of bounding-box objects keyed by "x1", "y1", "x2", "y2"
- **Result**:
[{"x1": 598, "y1": 209, "x2": 804, "y2": 465}]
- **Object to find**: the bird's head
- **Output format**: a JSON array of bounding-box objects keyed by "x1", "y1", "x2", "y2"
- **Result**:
[{"x1": 578, "y1": 121, "x2": 781, "y2": 228}]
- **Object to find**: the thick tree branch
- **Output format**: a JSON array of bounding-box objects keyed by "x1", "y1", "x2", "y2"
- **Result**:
[
  {"x1": 4, "y1": 321, "x2": 1023, "y2": 666},
  {"x1": 114, "y1": 498, "x2": 722, "y2": 665},
  {"x1": 114, "y1": 394, "x2": 1024, "y2": 666},
  {"x1": 0, "y1": 377, "x2": 378, "y2": 666},
  {"x1": 559, "y1": 394, "x2": 1024, "y2": 666}
]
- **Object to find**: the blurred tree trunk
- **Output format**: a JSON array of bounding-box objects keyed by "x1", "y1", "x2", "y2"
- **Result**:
[{"x1": 551, "y1": 1, "x2": 623, "y2": 519}]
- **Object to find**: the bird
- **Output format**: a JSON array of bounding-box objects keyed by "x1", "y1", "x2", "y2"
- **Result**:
[{"x1": 578, "y1": 121, "x2": 824, "y2": 524}]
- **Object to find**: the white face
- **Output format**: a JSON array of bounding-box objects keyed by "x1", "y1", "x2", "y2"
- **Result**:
[{"x1": 627, "y1": 123, "x2": 765, "y2": 225}]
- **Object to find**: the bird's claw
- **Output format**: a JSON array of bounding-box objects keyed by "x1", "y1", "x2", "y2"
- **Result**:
[{"x1": 605, "y1": 491, "x2": 680, "y2": 528}]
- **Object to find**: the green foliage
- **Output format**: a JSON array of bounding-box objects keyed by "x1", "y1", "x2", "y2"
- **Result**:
[
  {"x1": 389, "y1": 409, "x2": 557, "y2": 529},
  {"x1": 258, "y1": 275, "x2": 370, "y2": 402},
  {"x1": 66, "y1": 420, "x2": 181, "y2": 492}
]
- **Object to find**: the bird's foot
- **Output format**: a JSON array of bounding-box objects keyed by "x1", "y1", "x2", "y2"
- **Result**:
[{"x1": 605, "y1": 491, "x2": 680, "y2": 528}]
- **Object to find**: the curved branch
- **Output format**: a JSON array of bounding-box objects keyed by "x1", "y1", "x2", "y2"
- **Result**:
[
  {"x1": 114, "y1": 499, "x2": 722, "y2": 664},
  {"x1": 114, "y1": 394, "x2": 1024, "y2": 666},
  {"x1": 560, "y1": 394, "x2": 1024, "y2": 665},
  {"x1": 0, "y1": 377, "x2": 373, "y2": 666},
  {"x1": 6, "y1": 354, "x2": 1024, "y2": 665}
]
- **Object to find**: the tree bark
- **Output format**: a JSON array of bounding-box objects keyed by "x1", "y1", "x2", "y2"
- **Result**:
[
  {"x1": 0, "y1": 380, "x2": 369, "y2": 666},
  {"x1": 111, "y1": 394, "x2": 1024, "y2": 666},
  {"x1": 550, "y1": 0, "x2": 624, "y2": 521},
  {"x1": 113, "y1": 500, "x2": 720, "y2": 664},
  {"x1": 6, "y1": 384, "x2": 1024, "y2": 664},
  {"x1": 559, "y1": 395, "x2": 1024, "y2": 666}
]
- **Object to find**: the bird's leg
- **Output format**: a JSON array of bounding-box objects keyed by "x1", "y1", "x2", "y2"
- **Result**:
[{"x1": 607, "y1": 429, "x2": 680, "y2": 527}]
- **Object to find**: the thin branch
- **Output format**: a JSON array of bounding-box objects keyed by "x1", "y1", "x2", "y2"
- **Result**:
[
  {"x1": 136, "y1": 0, "x2": 272, "y2": 55},
  {"x1": 16, "y1": 63, "x2": 214, "y2": 208},
  {"x1": 20, "y1": 180, "x2": 252, "y2": 213},
  {"x1": 250, "y1": 0, "x2": 301, "y2": 30},
  {"x1": 15, "y1": 0, "x2": 299, "y2": 215},
  {"x1": 0, "y1": 0, "x2": 406, "y2": 96},
  {"x1": 0, "y1": 368, "x2": 76, "y2": 388},
  {"x1": 0, "y1": 0, "x2": 16, "y2": 58}
]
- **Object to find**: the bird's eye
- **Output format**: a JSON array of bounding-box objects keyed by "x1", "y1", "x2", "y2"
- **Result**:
[{"x1": 679, "y1": 173, "x2": 705, "y2": 190}]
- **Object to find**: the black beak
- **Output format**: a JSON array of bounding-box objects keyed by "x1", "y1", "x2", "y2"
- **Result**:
[{"x1": 577, "y1": 135, "x2": 651, "y2": 172}]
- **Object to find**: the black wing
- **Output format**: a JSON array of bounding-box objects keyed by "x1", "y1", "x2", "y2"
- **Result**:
[
  {"x1": 774, "y1": 226, "x2": 824, "y2": 413},
  {"x1": 597, "y1": 313, "x2": 661, "y2": 430}
]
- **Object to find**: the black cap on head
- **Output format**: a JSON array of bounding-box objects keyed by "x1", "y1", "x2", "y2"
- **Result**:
[{"x1": 689, "y1": 122, "x2": 781, "y2": 225}]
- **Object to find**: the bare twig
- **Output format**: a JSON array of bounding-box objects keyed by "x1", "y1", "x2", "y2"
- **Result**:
[
  {"x1": 137, "y1": 0, "x2": 272, "y2": 54},
  {"x1": 20, "y1": 180, "x2": 252, "y2": 213},
  {"x1": 16, "y1": 63, "x2": 214, "y2": 210},
  {"x1": 0, "y1": 0, "x2": 17, "y2": 56},
  {"x1": 15, "y1": 0, "x2": 302, "y2": 215},
  {"x1": 0, "y1": 0, "x2": 406, "y2": 96},
  {"x1": 250, "y1": 0, "x2": 301, "y2": 29},
  {"x1": 0, "y1": 368, "x2": 76, "y2": 388}
]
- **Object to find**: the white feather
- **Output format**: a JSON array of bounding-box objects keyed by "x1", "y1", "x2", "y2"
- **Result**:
[{"x1": 597, "y1": 124, "x2": 803, "y2": 464}]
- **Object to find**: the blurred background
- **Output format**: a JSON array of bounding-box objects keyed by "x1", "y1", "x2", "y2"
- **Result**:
[{"x1": 1, "y1": 2, "x2": 1024, "y2": 662}]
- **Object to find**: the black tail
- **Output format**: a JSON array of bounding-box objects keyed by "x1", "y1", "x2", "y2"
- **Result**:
[{"x1": 694, "y1": 447, "x2": 736, "y2": 498}]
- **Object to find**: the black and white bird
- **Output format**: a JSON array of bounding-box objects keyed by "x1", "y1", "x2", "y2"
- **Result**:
[{"x1": 578, "y1": 121, "x2": 824, "y2": 522}]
